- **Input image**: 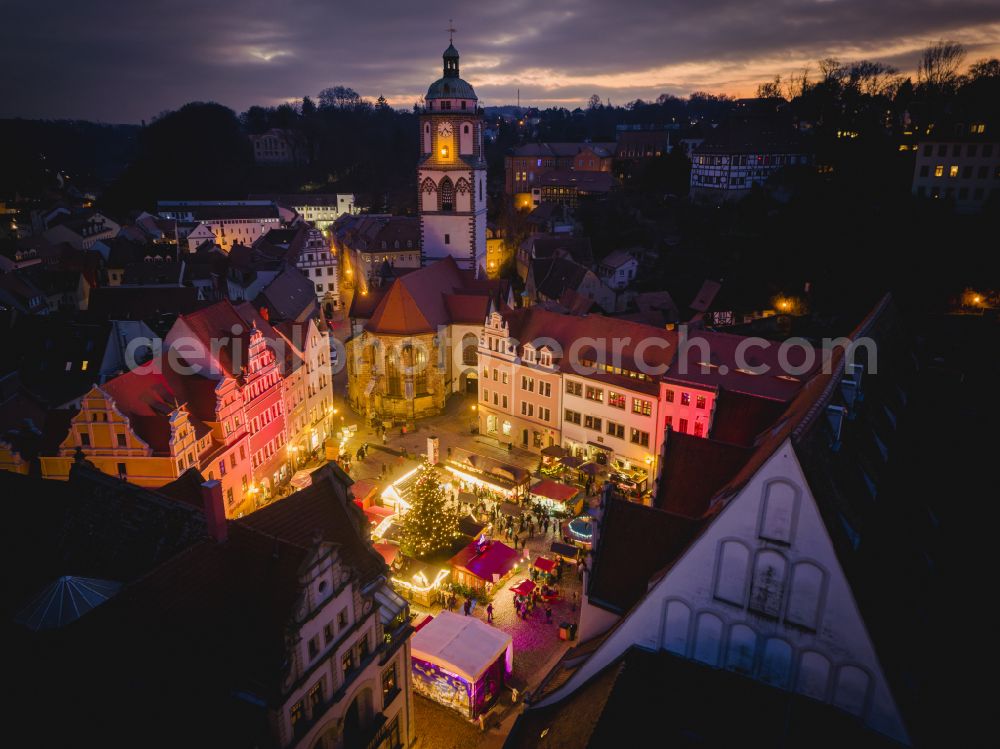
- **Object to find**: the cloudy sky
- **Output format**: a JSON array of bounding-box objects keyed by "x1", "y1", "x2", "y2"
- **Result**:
[{"x1": 3, "y1": 0, "x2": 999, "y2": 122}]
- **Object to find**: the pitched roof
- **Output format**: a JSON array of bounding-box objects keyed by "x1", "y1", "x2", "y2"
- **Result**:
[
  {"x1": 364, "y1": 256, "x2": 500, "y2": 335},
  {"x1": 86, "y1": 286, "x2": 206, "y2": 320},
  {"x1": 240, "y1": 463, "x2": 388, "y2": 589},
  {"x1": 694, "y1": 112, "x2": 809, "y2": 156},
  {"x1": 586, "y1": 498, "x2": 703, "y2": 613},
  {"x1": 0, "y1": 465, "x2": 207, "y2": 618},
  {"x1": 254, "y1": 266, "x2": 317, "y2": 323},
  {"x1": 15, "y1": 576, "x2": 123, "y2": 631},
  {"x1": 653, "y1": 431, "x2": 752, "y2": 517},
  {"x1": 507, "y1": 646, "x2": 900, "y2": 749},
  {"x1": 709, "y1": 387, "x2": 789, "y2": 446},
  {"x1": 174, "y1": 300, "x2": 283, "y2": 379},
  {"x1": 530, "y1": 257, "x2": 591, "y2": 303},
  {"x1": 99, "y1": 366, "x2": 215, "y2": 451}
]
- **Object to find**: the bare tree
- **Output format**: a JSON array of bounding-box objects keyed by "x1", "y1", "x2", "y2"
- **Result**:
[
  {"x1": 847, "y1": 60, "x2": 899, "y2": 97},
  {"x1": 818, "y1": 58, "x2": 847, "y2": 86},
  {"x1": 587, "y1": 94, "x2": 602, "y2": 110},
  {"x1": 918, "y1": 41, "x2": 966, "y2": 90},
  {"x1": 756, "y1": 75, "x2": 783, "y2": 99},
  {"x1": 785, "y1": 67, "x2": 811, "y2": 99},
  {"x1": 968, "y1": 58, "x2": 1000, "y2": 81}
]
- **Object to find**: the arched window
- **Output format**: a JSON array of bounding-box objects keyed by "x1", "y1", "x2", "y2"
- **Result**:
[
  {"x1": 725, "y1": 624, "x2": 757, "y2": 675},
  {"x1": 439, "y1": 178, "x2": 455, "y2": 212},
  {"x1": 402, "y1": 344, "x2": 428, "y2": 395},
  {"x1": 662, "y1": 599, "x2": 691, "y2": 655},
  {"x1": 759, "y1": 638, "x2": 793, "y2": 688},
  {"x1": 786, "y1": 562, "x2": 825, "y2": 630},
  {"x1": 749, "y1": 550, "x2": 787, "y2": 618},
  {"x1": 462, "y1": 333, "x2": 478, "y2": 366},
  {"x1": 386, "y1": 349, "x2": 402, "y2": 397},
  {"x1": 833, "y1": 665, "x2": 871, "y2": 716},
  {"x1": 394, "y1": 240, "x2": 400, "y2": 249},
  {"x1": 463, "y1": 125, "x2": 470, "y2": 134},
  {"x1": 714, "y1": 540, "x2": 750, "y2": 606},
  {"x1": 692, "y1": 612, "x2": 724, "y2": 666},
  {"x1": 796, "y1": 651, "x2": 832, "y2": 700},
  {"x1": 760, "y1": 480, "x2": 798, "y2": 543}
]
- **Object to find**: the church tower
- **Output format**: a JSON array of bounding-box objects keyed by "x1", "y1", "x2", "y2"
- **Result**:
[{"x1": 418, "y1": 38, "x2": 487, "y2": 276}]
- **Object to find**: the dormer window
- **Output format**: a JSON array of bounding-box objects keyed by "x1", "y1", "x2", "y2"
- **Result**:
[
  {"x1": 539, "y1": 349, "x2": 553, "y2": 367},
  {"x1": 522, "y1": 344, "x2": 536, "y2": 363}
]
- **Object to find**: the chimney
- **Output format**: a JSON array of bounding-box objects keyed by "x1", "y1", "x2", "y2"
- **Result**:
[{"x1": 200, "y1": 479, "x2": 228, "y2": 543}]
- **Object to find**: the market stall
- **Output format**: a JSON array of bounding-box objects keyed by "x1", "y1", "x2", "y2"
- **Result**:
[
  {"x1": 528, "y1": 479, "x2": 584, "y2": 516},
  {"x1": 391, "y1": 556, "x2": 450, "y2": 607},
  {"x1": 380, "y1": 466, "x2": 422, "y2": 511},
  {"x1": 410, "y1": 610, "x2": 513, "y2": 719},
  {"x1": 445, "y1": 448, "x2": 531, "y2": 501},
  {"x1": 539, "y1": 444, "x2": 568, "y2": 477},
  {"x1": 564, "y1": 515, "x2": 595, "y2": 550},
  {"x1": 449, "y1": 537, "x2": 521, "y2": 593}
]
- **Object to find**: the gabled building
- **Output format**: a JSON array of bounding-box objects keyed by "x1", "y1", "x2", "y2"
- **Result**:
[
  {"x1": 251, "y1": 193, "x2": 357, "y2": 231},
  {"x1": 333, "y1": 214, "x2": 421, "y2": 295},
  {"x1": 596, "y1": 250, "x2": 638, "y2": 290},
  {"x1": 526, "y1": 296, "x2": 916, "y2": 745},
  {"x1": 6, "y1": 464, "x2": 415, "y2": 749},
  {"x1": 690, "y1": 112, "x2": 812, "y2": 202},
  {"x1": 42, "y1": 211, "x2": 120, "y2": 250},
  {"x1": 505, "y1": 142, "x2": 615, "y2": 196}
]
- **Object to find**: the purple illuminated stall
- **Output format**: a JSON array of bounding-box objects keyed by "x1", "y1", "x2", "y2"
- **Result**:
[{"x1": 410, "y1": 610, "x2": 513, "y2": 719}]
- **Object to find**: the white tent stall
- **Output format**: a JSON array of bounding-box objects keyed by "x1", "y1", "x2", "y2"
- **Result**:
[{"x1": 410, "y1": 610, "x2": 513, "y2": 719}]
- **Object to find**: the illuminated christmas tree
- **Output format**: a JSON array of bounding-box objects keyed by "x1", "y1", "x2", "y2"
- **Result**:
[{"x1": 399, "y1": 461, "x2": 460, "y2": 558}]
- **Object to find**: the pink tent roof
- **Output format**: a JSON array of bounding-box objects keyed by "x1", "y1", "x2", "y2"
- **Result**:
[{"x1": 449, "y1": 540, "x2": 520, "y2": 582}]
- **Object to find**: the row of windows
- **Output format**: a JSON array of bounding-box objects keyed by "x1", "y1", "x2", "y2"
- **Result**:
[
  {"x1": 921, "y1": 163, "x2": 1000, "y2": 179},
  {"x1": 519, "y1": 401, "x2": 552, "y2": 420},
  {"x1": 565, "y1": 380, "x2": 655, "y2": 414},
  {"x1": 916, "y1": 184, "x2": 997, "y2": 201},
  {"x1": 520, "y1": 376, "x2": 552, "y2": 396},
  {"x1": 923, "y1": 141, "x2": 994, "y2": 158},
  {"x1": 665, "y1": 389, "x2": 707, "y2": 408},
  {"x1": 250, "y1": 431, "x2": 285, "y2": 469},
  {"x1": 695, "y1": 154, "x2": 807, "y2": 167}
]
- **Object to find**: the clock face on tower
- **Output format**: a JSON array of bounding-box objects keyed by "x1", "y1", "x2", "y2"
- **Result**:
[{"x1": 437, "y1": 122, "x2": 453, "y2": 138}]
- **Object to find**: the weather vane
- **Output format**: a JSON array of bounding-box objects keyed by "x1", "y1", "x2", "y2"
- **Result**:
[{"x1": 447, "y1": 19, "x2": 456, "y2": 44}]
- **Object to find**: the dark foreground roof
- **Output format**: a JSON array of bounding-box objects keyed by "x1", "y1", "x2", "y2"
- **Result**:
[{"x1": 505, "y1": 646, "x2": 899, "y2": 749}]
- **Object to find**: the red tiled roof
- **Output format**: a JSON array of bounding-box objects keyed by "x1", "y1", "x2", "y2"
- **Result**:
[
  {"x1": 499, "y1": 307, "x2": 816, "y2": 402},
  {"x1": 100, "y1": 364, "x2": 216, "y2": 452},
  {"x1": 364, "y1": 257, "x2": 498, "y2": 335},
  {"x1": 175, "y1": 300, "x2": 283, "y2": 379}
]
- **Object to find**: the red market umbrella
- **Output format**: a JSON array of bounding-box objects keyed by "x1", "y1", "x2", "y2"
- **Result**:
[
  {"x1": 510, "y1": 579, "x2": 536, "y2": 596},
  {"x1": 533, "y1": 556, "x2": 557, "y2": 574}
]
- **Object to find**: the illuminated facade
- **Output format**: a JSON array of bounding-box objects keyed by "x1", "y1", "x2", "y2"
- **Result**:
[
  {"x1": 912, "y1": 127, "x2": 1000, "y2": 211},
  {"x1": 418, "y1": 42, "x2": 487, "y2": 275}
]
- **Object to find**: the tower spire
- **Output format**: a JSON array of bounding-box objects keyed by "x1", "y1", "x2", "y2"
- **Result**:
[{"x1": 447, "y1": 19, "x2": 456, "y2": 44}]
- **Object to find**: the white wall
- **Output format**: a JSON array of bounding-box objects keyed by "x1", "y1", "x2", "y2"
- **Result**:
[{"x1": 541, "y1": 438, "x2": 909, "y2": 744}]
